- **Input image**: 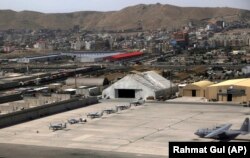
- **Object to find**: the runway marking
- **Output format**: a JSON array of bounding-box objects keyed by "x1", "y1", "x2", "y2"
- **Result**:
[{"x1": 72, "y1": 135, "x2": 93, "y2": 141}]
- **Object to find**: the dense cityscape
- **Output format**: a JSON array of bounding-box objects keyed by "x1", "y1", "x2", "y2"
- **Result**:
[{"x1": 0, "y1": 1, "x2": 249, "y2": 158}]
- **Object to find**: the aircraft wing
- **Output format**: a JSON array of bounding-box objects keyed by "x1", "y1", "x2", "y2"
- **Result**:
[
  {"x1": 205, "y1": 124, "x2": 232, "y2": 138},
  {"x1": 130, "y1": 101, "x2": 137, "y2": 104},
  {"x1": 88, "y1": 112, "x2": 97, "y2": 115}
]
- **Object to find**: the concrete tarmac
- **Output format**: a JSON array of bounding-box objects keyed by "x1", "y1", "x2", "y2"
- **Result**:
[
  {"x1": 0, "y1": 101, "x2": 249, "y2": 157},
  {"x1": 0, "y1": 143, "x2": 163, "y2": 158}
]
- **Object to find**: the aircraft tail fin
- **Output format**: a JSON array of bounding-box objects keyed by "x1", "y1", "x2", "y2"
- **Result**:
[{"x1": 240, "y1": 118, "x2": 250, "y2": 133}]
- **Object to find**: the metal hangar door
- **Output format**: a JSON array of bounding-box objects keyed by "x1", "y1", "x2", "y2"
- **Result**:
[{"x1": 117, "y1": 89, "x2": 135, "y2": 98}]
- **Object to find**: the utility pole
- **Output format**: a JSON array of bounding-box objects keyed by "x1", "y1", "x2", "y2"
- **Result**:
[
  {"x1": 26, "y1": 63, "x2": 29, "y2": 75},
  {"x1": 74, "y1": 65, "x2": 77, "y2": 89},
  {"x1": 170, "y1": 71, "x2": 172, "y2": 99}
]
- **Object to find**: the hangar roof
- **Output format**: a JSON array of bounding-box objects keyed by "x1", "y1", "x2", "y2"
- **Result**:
[
  {"x1": 209, "y1": 78, "x2": 250, "y2": 88},
  {"x1": 234, "y1": 79, "x2": 250, "y2": 87},
  {"x1": 128, "y1": 71, "x2": 173, "y2": 91},
  {"x1": 191, "y1": 80, "x2": 214, "y2": 88}
]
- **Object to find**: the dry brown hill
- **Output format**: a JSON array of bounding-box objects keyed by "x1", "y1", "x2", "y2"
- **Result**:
[{"x1": 0, "y1": 3, "x2": 249, "y2": 30}]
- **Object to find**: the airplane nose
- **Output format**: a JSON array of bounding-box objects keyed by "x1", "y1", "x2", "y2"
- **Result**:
[{"x1": 194, "y1": 131, "x2": 199, "y2": 135}]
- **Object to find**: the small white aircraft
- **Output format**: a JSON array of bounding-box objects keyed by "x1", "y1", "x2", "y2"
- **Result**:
[
  {"x1": 116, "y1": 104, "x2": 131, "y2": 110},
  {"x1": 87, "y1": 111, "x2": 104, "y2": 119},
  {"x1": 103, "y1": 107, "x2": 118, "y2": 114},
  {"x1": 130, "y1": 99, "x2": 145, "y2": 106},
  {"x1": 67, "y1": 117, "x2": 87, "y2": 124},
  {"x1": 49, "y1": 122, "x2": 67, "y2": 131}
]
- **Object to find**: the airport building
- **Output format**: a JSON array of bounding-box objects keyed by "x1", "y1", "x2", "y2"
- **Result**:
[
  {"x1": 206, "y1": 78, "x2": 250, "y2": 103},
  {"x1": 62, "y1": 51, "x2": 121, "y2": 63},
  {"x1": 107, "y1": 51, "x2": 143, "y2": 61},
  {"x1": 102, "y1": 71, "x2": 177, "y2": 100},
  {"x1": 17, "y1": 54, "x2": 66, "y2": 63},
  {"x1": 182, "y1": 80, "x2": 214, "y2": 97},
  {"x1": 62, "y1": 51, "x2": 143, "y2": 63}
]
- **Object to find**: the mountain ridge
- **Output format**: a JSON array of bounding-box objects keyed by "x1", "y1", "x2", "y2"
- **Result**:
[{"x1": 0, "y1": 3, "x2": 249, "y2": 30}]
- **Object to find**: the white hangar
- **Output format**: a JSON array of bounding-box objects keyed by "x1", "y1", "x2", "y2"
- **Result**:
[{"x1": 102, "y1": 71, "x2": 177, "y2": 100}]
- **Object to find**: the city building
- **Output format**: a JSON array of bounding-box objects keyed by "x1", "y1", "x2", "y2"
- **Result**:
[
  {"x1": 171, "y1": 31, "x2": 189, "y2": 48},
  {"x1": 71, "y1": 40, "x2": 83, "y2": 51},
  {"x1": 208, "y1": 33, "x2": 250, "y2": 48},
  {"x1": 33, "y1": 40, "x2": 47, "y2": 50},
  {"x1": 242, "y1": 66, "x2": 250, "y2": 76},
  {"x1": 3, "y1": 45, "x2": 15, "y2": 53}
]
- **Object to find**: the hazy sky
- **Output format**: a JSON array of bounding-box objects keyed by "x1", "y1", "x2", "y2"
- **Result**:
[{"x1": 0, "y1": 0, "x2": 249, "y2": 13}]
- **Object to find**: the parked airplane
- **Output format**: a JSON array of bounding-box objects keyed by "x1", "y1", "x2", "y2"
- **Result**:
[
  {"x1": 49, "y1": 122, "x2": 67, "y2": 131},
  {"x1": 130, "y1": 99, "x2": 145, "y2": 106},
  {"x1": 195, "y1": 118, "x2": 250, "y2": 141},
  {"x1": 116, "y1": 104, "x2": 131, "y2": 110},
  {"x1": 67, "y1": 117, "x2": 87, "y2": 124},
  {"x1": 103, "y1": 107, "x2": 118, "y2": 114},
  {"x1": 87, "y1": 111, "x2": 104, "y2": 119}
]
